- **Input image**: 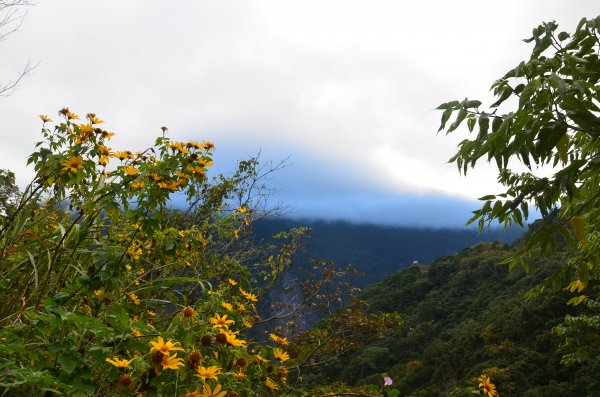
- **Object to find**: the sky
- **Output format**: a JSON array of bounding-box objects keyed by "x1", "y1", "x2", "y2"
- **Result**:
[{"x1": 0, "y1": 1, "x2": 597, "y2": 226}]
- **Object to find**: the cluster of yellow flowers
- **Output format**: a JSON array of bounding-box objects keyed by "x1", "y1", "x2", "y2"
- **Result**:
[
  {"x1": 99, "y1": 275, "x2": 292, "y2": 395},
  {"x1": 7, "y1": 111, "x2": 297, "y2": 396}
]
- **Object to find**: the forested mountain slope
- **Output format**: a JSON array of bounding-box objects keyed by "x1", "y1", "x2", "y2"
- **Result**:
[{"x1": 302, "y1": 241, "x2": 599, "y2": 396}]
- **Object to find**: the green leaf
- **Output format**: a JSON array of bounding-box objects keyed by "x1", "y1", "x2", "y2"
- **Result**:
[
  {"x1": 448, "y1": 109, "x2": 468, "y2": 132},
  {"x1": 549, "y1": 74, "x2": 569, "y2": 97},
  {"x1": 570, "y1": 216, "x2": 585, "y2": 243},
  {"x1": 436, "y1": 100, "x2": 459, "y2": 110},
  {"x1": 467, "y1": 116, "x2": 476, "y2": 132},
  {"x1": 491, "y1": 116, "x2": 503, "y2": 133},
  {"x1": 557, "y1": 31, "x2": 570, "y2": 41},
  {"x1": 519, "y1": 78, "x2": 541, "y2": 108},
  {"x1": 490, "y1": 86, "x2": 513, "y2": 107},
  {"x1": 477, "y1": 115, "x2": 490, "y2": 138},
  {"x1": 464, "y1": 100, "x2": 482, "y2": 108},
  {"x1": 556, "y1": 133, "x2": 569, "y2": 163},
  {"x1": 57, "y1": 351, "x2": 79, "y2": 374},
  {"x1": 438, "y1": 108, "x2": 453, "y2": 132}
]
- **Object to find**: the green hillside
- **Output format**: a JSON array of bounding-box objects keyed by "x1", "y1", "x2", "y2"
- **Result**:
[{"x1": 301, "y1": 240, "x2": 599, "y2": 396}]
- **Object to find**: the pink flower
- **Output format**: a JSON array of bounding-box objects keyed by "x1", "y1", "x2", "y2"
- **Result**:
[{"x1": 383, "y1": 376, "x2": 393, "y2": 386}]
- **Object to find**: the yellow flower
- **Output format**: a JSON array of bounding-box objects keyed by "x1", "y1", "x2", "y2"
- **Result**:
[
  {"x1": 123, "y1": 165, "x2": 140, "y2": 176},
  {"x1": 265, "y1": 377, "x2": 279, "y2": 390},
  {"x1": 200, "y1": 383, "x2": 226, "y2": 397},
  {"x1": 62, "y1": 156, "x2": 84, "y2": 173},
  {"x1": 132, "y1": 328, "x2": 142, "y2": 337},
  {"x1": 195, "y1": 365, "x2": 222, "y2": 381},
  {"x1": 79, "y1": 124, "x2": 94, "y2": 134},
  {"x1": 157, "y1": 181, "x2": 179, "y2": 192},
  {"x1": 186, "y1": 165, "x2": 207, "y2": 176},
  {"x1": 273, "y1": 347, "x2": 290, "y2": 362},
  {"x1": 98, "y1": 145, "x2": 112, "y2": 156},
  {"x1": 98, "y1": 155, "x2": 109, "y2": 167},
  {"x1": 221, "y1": 302, "x2": 233, "y2": 311},
  {"x1": 105, "y1": 356, "x2": 134, "y2": 368},
  {"x1": 113, "y1": 151, "x2": 132, "y2": 161},
  {"x1": 200, "y1": 141, "x2": 215, "y2": 150},
  {"x1": 220, "y1": 329, "x2": 246, "y2": 347},
  {"x1": 125, "y1": 264, "x2": 132, "y2": 271},
  {"x1": 168, "y1": 141, "x2": 190, "y2": 154},
  {"x1": 478, "y1": 375, "x2": 499, "y2": 397},
  {"x1": 161, "y1": 353, "x2": 184, "y2": 370},
  {"x1": 234, "y1": 371, "x2": 245, "y2": 381},
  {"x1": 255, "y1": 354, "x2": 269, "y2": 363},
  {"x1": 239, "y1": 288, "x2": 258, "y2": 302},
  {"x1": 198, "y1": 158, "x2": 213, "y2": 167},
  {"x1": 131, "y1": 181, "x2": 145, "y2": 189},
  {"x1": 129, "y1": 293, "x2": 141, "y2": 305},
  {"x1": 243, "y1": 319, "x2": 253, "y2": 329},
  {"x1": 228, "y1": 278, "x2": 237, "y2": 286},
  {"x1": 210, "y1": 313, "x2": 234, "y2": 329},
  {"x1": 146, "y1": 173, "x2": 163, "y2": 182},
  {"x1": 127, "y1": 245, "x2": 142, "y2": 260},
  {"x1": 94, "y1": 289, "x2": 103, "y2": 298},
  {"x1": 149, "y1": 336, "x2": 184, "y2": 353},
  {"x1": 147, "y1": 310, "x2": 156, "y2": 316},
  {"x1": 66, "y1": 111, "x2": 80, "y2": 120},
  {"x1": 88, "y1": 114, "x2": 104, "y2": 124},
  {"x1": 270, "y1": 333, "x2": 289, "y2": 345},
  {"x1": 237, "y1": 206, "x2": 249, "y2": 214},
  {"x1": 39, "y1": 114, "x2": 52, "y2": 123}
]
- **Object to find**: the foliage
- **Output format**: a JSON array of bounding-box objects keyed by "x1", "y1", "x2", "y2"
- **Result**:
[
  {"x1": 437, "y1": 16, "x2": 600, "y2": 368},
  {"x1": 437, "y1": 16, "x2": 600, "y2": 289},
  {"x1": 306, "y1": 239, "x2": 600, "y2": 396},
  {"x1": 0, "y1": 110, "x2": 300, "y2": 395},
  {"x1": 0, "y1": 168, "x2": 19, "y2": 218}
]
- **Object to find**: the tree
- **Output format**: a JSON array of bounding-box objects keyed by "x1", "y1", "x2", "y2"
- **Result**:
[
  {"x1": 0, "y1": 0, "x2": 35, "y2": 96},
  {"x1": 0, "y1": 169, "x2": 19, "y2": 218},
  {"x1": 437, "y1": 16, "x2": 599, "y2": 295}
]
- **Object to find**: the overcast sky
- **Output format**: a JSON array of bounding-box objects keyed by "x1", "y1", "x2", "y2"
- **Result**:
[{"x1": 0, "y1": 1, "x2": 597, "y2": 226}]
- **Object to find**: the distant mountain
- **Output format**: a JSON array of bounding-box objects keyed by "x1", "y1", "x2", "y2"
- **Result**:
[{"x1": 252, "y1": 218, "x2": 524, "y2": 287}]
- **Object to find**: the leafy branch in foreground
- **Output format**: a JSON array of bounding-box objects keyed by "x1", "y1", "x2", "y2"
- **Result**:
[
  {"x1": 438, "y1": 16, "x2": 600, "y2": 364},
  {"x1": 438, "y1": 16, "x2": 599, "y2": 289}
]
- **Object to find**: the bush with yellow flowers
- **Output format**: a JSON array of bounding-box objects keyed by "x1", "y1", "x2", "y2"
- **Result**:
[{"x1": 0, "y1": 109, "x2": 299, "y2": 396}]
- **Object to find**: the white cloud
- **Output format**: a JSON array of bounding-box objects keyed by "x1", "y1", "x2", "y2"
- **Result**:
[{"x1": 0, "y1": 0, "x2": 597, "y2": 216}]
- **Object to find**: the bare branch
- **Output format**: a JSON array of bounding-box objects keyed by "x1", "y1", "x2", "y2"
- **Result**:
[
  {"x1": 0, "y1": 0, "x2": 36, "y2": 96},
  {"x1": 0, "y1": 58, "x2": 37, "y2": 96}
]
